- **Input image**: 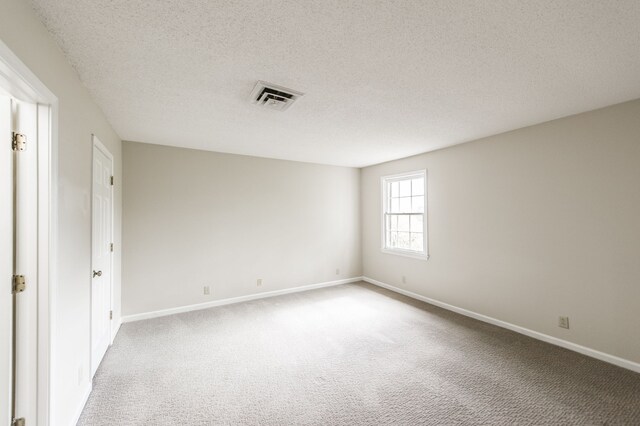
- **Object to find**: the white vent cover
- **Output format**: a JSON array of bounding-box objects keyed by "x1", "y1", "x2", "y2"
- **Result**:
[{"x1": 249, "y1": 81, "x2": 304, "y2": 111}]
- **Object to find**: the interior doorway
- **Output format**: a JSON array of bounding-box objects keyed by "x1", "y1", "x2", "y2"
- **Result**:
[
  {"x1": 90, "y1": 136, "x2": 114, "y2": 377},
  {"x1": 1, "y1": 41, "x2": 56, "y2": 426}
]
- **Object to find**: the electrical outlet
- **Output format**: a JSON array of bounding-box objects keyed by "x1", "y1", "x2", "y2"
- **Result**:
[
  {"x1": 402, "y1": 275, "x2": 406, "y2": 284},
  {"x1": 558, "y1": 316, "x2": 570, "y2": 329},
  {"x1": 336, "y1": 268, "x2": 340, "y2": 275},
  {"x1": 203, "y1": 286, "x2": 210, "y2": 295},
  {"x1": 257, "y1": 279, "x2": 262, "y2": 287}
]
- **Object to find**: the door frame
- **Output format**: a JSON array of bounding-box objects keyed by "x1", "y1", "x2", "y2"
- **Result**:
[
  {"x1": 0, "y1": 40, "x2": 58, "y2": 425},
  {"x1": 90, "y1": 135, "x2": 114, "y2": 377}
]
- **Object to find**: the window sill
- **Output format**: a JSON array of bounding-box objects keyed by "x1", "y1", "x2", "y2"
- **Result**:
[{"x1": 381, "y1": 248, "x2": 429, "y2": 261}]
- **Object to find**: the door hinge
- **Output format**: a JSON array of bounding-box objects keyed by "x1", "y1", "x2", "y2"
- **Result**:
[
  {"x1": 109, "y1": 310, "x2": 113, "y2": 320},
  {"x1": 110, "y1": 243, "x2": 114, "y2": 252},
  {"x1": 110, "y1": 175, "x2": 114, "y2": 186},
  {"x1": 12, "y1": 133, "x2": 26, "y2": 151},
  {"x1": 12, "y1": 275, "x2": 26, "y2": 294},
  {"x1": 12, "y1": 417, "x2": 25, "y2": 426}
]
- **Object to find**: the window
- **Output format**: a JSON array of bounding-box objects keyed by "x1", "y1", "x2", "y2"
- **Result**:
[{"x1": 381, "y1": 170, "x2": 428, "y2": 259}]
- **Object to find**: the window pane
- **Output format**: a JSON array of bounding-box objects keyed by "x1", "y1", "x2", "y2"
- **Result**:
[
  {"x1": 397, "y1": 232, "x2": 410, "y2": 249},
  {"x1": 400, "y1": 197, "x2": 411, "y2": 213},
  {"x1": 400, "y1": 179, "x2": 411, "y2": 197},
  {"x1": 389, "y1": 198, "x2": 399, "y2": 213},
  {"x1": 390, "y1": 181, "x2": 399, "y2": 198},
  {"x1": 411, "y1": 195, "x2": 424, "y2": 213},
  {"x1": 389, "y1": 215, "x2": 398, "y2": 231},
  {"x1": 412, "y1": 178, "x2": 424, "y2": 196},
  {"x1": 398, "y1": 215, "x2": 409, "y2": 232},
  {"x1": 410, "y1": 215, "x2": 423, "y2": 233},
  {"x1": 410, "y1": 232, "x2": 423, "y2": 251},
  {"x1": 389, "y1": 231, "x2": 398, "y2": 247}
]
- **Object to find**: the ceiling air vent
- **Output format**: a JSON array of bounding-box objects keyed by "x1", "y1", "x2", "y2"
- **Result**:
[{"x1": 249, "y1": 81, "x2": 304, "y2": 111}]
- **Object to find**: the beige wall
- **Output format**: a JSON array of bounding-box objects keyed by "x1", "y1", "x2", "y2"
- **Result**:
[
  {"x1": 0, "y1": 0, "x2": 123, "y2": 424},
  {"x1": 361, "y1": 99, "x2": 640, "y2": 364},
  {"x1": 122, "y1": 142, "x2": 361, "y2": 316}
]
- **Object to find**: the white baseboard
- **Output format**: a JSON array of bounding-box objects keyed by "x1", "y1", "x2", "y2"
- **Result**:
[
  {"x1": 122, "y1": 277, "x2": 364, "y2": 323},
  {"x1": 362, "y1": 276, "x2": 640, "y2": 374},
  {"x1": 70, "y1": 382, "x2": 92, "y2": 426}
]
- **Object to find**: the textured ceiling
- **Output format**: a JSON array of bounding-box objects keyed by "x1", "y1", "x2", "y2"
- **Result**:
[{"x1": 31, "y1": 1, "x2": 640, "y2": 167}]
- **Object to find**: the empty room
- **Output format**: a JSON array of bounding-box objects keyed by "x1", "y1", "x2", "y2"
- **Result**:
[{"x1": 1, "y1": 0, "x2": 640, "y2": 425}]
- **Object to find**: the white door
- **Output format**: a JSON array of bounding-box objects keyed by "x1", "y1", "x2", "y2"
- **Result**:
[
  {"x1": 1, "y1": 94, "x2": 38, "y2": 425},
  {"x1": 91, "y1": 136, "x2": 113, "y2": 377},
  {"x1": 0, "y1": 93, "x2": 14, "y2": 426}
]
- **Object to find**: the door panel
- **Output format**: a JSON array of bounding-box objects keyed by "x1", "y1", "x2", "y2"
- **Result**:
[
  {"x1": 1, "y1": 95, "x2": 38, "y2": 424},
  {"x1": 14, "y1": 97, "x2": 38, "y2": 425},
  {"x1": 91, "y1": 141, "x2": 113, "y2": 377},
  {"x1": 0, "y1": 94, "x2": 13, "y2": 426}
]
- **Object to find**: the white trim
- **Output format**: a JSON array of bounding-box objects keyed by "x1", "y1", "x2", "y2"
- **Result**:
[
  {"x1": 122, "y1": 277, "x2": 363, "y2": 323},
  {"x1": 92, "y1": 134, "x2": 114, "y2": 163},
  {"x1": 36, "y1": 103, "x2": 52, "y2": 426},
  {"x1": 0, "y1": 42, "x2": 57, "y2": 104},
  {"x1": 362, "y1": 276, "x2": 640, "y2": 374},
  {"x1": 379, "y1": 169, "x2": 425, "y2": 182},
  {"x1": 0, "y1": 39, "x2": 58, "y2": 426},
  {"x1": 69, "y1": 383, "x2": 92, "y2": 426},
  {"x1": 381, "y1": 247, "x2": 429, "y2": 261},
  {"x1": 48, "y1": 103, "x2": 59, "y2": 426}
]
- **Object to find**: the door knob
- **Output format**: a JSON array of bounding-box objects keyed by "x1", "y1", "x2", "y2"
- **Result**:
[{"x1": 93, "y1": 270, "x2": 102, "y2": 278}]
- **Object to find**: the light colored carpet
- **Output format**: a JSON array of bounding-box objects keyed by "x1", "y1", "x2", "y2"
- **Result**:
[{"x1": 78, "y1": 282, "x2": 640, "y2": 425}]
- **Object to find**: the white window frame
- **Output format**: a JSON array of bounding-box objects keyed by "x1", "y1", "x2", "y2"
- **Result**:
[{"x1": 380, "y1": 169, "x2": 429, "y2": 260}]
